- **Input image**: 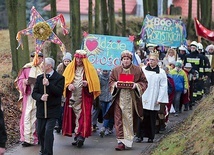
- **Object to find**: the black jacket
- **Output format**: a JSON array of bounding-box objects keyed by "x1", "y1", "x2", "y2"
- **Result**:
[
  {"x1": 0, "y1": 97, "x2": 7, "y2": 148},
  {"x1": 32, "y1": 70, "x2": 65, "y2": 119}
]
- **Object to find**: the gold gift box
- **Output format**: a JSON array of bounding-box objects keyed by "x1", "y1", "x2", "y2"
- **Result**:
[
  {"x1": 117, "y1": 73, "x2": 134, "y2": 89},
  {"x1": 117, "y1": 81, "x2": 134, "y2": 89}
]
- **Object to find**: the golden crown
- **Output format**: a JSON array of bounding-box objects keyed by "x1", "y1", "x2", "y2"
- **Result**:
[{"x1": 149, "y1": 49, "x2": 159, "y2": 57}]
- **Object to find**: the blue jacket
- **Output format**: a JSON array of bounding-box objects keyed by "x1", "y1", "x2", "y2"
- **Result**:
[{"x1": 170, "y1": 69, "x2": 188, "y2": 92}]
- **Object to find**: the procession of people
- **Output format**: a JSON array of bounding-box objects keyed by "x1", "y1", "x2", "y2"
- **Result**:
[
  {"x1": 0, "y1": 7, "x2": 213, "y2": 155},
  {"x1": 8, "y1": 38, "x2": 213, "y2": 155}
]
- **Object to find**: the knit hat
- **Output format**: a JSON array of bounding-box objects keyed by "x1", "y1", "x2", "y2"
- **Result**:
[
  {"x1": 121, "y1": 50, "x2": 133, "y2": 60},
  {"x1": 63, "y1": 52, "x2": 72, "y2": 61},
  {"x1": 175, "y1": 61, "x2": 182, "y2": 68}
]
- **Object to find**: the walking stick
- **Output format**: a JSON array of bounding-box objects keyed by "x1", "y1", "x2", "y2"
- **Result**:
[
  {"x1": 43, "y1": 46, "x2": 47, "y2": 118},
  {"x1": 43, "y1": 58, "x2": 47, "y2": 118}
]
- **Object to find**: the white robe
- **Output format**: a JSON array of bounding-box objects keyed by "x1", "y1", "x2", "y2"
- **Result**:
[{"x1": 142, "y1": 66, "x2": 168, "y2": 111}]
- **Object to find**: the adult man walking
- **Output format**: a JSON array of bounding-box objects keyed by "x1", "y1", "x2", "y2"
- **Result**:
[
  {"x1": 140, "y1": 51, "x2": 168, "y2": 143},
  {"x1": 105, "y1": 50, "x2": 147, "y2": 151},
  {"x1": 62, "y1": 50, "x2": 100, "y2": 148},
  {"x1": 32, "y1": 57, "x2": 65, "y2": 155}
]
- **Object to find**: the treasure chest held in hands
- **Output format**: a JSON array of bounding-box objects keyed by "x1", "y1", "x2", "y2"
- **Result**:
[{"x1": 117, "y1": 74, "x2": 134, "y2": 89}]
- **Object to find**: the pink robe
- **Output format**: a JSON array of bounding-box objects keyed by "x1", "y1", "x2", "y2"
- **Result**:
[{"x1": 16, "y1": 63, "x2": 42, "y2": 144}]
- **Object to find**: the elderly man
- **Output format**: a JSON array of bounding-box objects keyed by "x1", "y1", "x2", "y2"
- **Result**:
[
  {"x1": 105, "y1": 50, "x2": 147, "y2": 151},
  {"x1": 32, "y1": 57, "x2": 65, "y2": 155},
  {"x1": 62, "y1": 50, "x2": 100, "y2": 148}
]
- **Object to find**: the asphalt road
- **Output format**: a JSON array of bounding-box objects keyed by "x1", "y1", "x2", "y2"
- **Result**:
[{"x1": 5, "y1": 108, "x2": 194, "y2": 155}]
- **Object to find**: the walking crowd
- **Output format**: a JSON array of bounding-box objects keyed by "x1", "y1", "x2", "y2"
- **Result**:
[{"x1": 0, "y1": 40, "x2": 213, "y2": 155}]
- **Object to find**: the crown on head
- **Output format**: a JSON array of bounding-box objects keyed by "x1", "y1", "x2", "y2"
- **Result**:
[{"x1": 149, "y1": 49, "x2": 159, "y2": 58}]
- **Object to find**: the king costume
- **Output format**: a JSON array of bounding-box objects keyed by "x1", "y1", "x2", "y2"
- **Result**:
[
  {"x1": 105, "y1": 50, "x2": 148, "y2": 150},
  {"x1": 62, "y1": 50, "x2": 100, "y2": 147}
]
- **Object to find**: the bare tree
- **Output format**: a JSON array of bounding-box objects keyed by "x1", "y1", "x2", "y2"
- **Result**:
[
  {"x1": 5, "y1": 0, "x2": 18, "y2": 75},
  {"x1": 163, "y1": 0, "x2": 168, "y2": 15},
  {"x1": 70, "y1": 0, "x2": 81, "y2": 52},
  {"x1": 108, "y1": 0, "x2": 115, "y2": 35},
  {"x1": 88, "y1": 0, "x2": 93, "y2": 33},
  {"x1": 143, "y1": 0, "x2": 149, "y2": 17},
  {"x1": 50, "y1": 0, "x2": 57, "y2": 64},
  {"x1": 199, "y1": 0, "x2": 212, "y2": 29},
  {"x1": 187, "y1": 0, "x2": 192, "y2": 38},
  {"x1": 16, "y1": 0, "x2": 29, "y2": 71},
  {"x1": 100, "y1": 0, "x2": 108, "y2": 34},
  {"x1": 94, "y1": 0, "x2": 100, "y2": 34},
  {"x1": 122, "y1": 0, "x2": 126, "y2": 36}
]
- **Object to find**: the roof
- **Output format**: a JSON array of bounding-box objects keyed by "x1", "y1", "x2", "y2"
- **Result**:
[{"x1": 44, "y1": 0, "x2": 136, "y2": 15}]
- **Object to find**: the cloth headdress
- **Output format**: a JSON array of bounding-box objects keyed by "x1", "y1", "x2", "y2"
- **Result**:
[
  {"x1": 63, "y1": 50, "x2": 100, "y2": 99},
  {"x1": 121, "y1": 50, "x2": 133, "y2": 60},
  {"x1": 74, "y1": 50, "x2": 87, "y2": 58}
]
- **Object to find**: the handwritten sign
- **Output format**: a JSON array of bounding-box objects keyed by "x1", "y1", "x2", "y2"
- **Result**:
[
  {"x1": 82, "y1": 34, "x2": 134, "y2": 70},
  {"x1": 140, "y1": 15, "x2": 186, "y2": 47}
]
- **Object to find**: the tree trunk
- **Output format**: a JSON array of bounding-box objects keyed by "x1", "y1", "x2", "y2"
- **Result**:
[
  {"x1": 88, "y1": 0, "x2": 93, "y2": 33},
  {"x1": 163, "y1": 0, "x2": 168, "y2": 15},
  {"x1": 94, "y1": 0, "x2": 100, "y2": 34},
  {"x1": 143, "y1": 0, "x2": 149, "y2": 17},
  {"x1": 200, "y1": 0, "x2": 211, "y2": 29},
  {"x1": 100, "y1": 0, "x2": 108, "y2": 34},
  {"x1": 17, "y1": 0, "x2": 29, "y2": 71},
  {"x1": 187, "y1": 0, "x2": 192, "y2": 38},
  {"x1": 5, "y1": 0, "x2": 18, "y2": 76},
  {"x1": 50, "y1": 0, "x2": 57, "y2": 64},
  {"x1": 70, "y1": 0, "x2": 81, "y2": 52},
  {"x1": 208, "y1": 0, "x2": 212, "y2": 29},
  {"x1": 122, "y1": 0, "x2": 126, "y2": 36},
  {"x1": 197, "y1": 0, "x2": 200, "y2": 20},
  {"x1": 149, "y1": 0, "x2": 157, "y2": 16},
  {"x1": 108, "y1": 0, "x2": 115, "y2": 35}
]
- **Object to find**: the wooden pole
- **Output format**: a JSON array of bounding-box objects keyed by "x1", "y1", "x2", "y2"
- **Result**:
[
  {"x1": 198, "y1": 36, "x2": 202, "y2": 43},
  {"x1": 43, "y1": 45, "x2": 47, "y2": 118},
  {"x1": 43, "y1": 60, "x2": 47, "y2": 118}
]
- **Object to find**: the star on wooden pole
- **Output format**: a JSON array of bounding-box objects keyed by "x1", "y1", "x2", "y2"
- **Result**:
[{"x1": 16, "y1": 6, "x2": 69, "y2": 118}]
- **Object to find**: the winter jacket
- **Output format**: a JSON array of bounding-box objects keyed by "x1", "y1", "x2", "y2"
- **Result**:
[
  {"x1": 170, "y1": 69, "x2": 188, "y2": 92},
  {"x1": 32, "y1": 70, "x2": 65, "y2": 119},
  {"x1": 99, "y1": 72, "x2": 112, "y2": 102}
]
